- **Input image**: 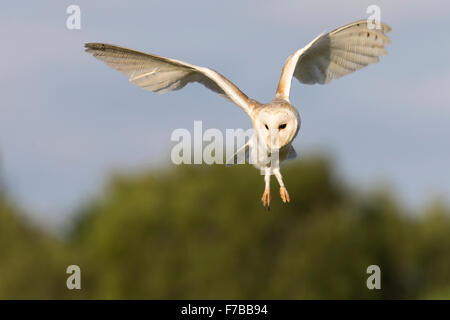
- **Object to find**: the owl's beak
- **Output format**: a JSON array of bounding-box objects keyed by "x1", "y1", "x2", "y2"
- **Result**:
[{"x1": 267, "y1": 129, "x2": 280, "y2": 151}]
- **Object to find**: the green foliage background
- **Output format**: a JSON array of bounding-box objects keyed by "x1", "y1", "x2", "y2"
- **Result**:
[{"x1": 0, "y1": 155, "x2": 449, "y2": 299}]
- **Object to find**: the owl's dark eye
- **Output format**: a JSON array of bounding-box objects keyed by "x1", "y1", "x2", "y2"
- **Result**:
[
  {"x1": 264, "y1": 124, "x2": 269, "y2": 130},
  {"x1": 279, "y1": 123, "x2": 287, "y2": 130}
]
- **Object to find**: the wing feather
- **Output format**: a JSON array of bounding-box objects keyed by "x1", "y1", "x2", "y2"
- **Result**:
[
  {"x1": 276, "y1": 20, "x2": 391, "y2": 100},
  {"x1": 85, "y1": 43, "x2": 254, "y2": 115}
]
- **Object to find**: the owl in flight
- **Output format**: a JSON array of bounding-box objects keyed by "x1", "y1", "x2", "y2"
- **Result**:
[{"x1": 85, "y1": 20, "x2": 391, "y2": 209}]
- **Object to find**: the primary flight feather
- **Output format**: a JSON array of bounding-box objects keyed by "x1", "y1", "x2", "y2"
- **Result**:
[{"x1": 85, "y1": 20, "x2": 391, "y2": 208}]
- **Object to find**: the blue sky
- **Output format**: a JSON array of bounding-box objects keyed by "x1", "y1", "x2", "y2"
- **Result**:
[{"x1": 1, "y1": 1, "x2": 450, "y2": 226}]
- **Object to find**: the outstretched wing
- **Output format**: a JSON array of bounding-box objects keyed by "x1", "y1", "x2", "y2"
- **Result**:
[
  {"x1": 276, "y1": 20, "x2": 392, "y2": 101},
  {"x1": 85, "y1": 43, "x2": 255, "y2": 115}
]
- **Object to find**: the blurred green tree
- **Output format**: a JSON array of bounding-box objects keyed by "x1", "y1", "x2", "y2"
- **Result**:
[
  {"x1": 0, "y1": 196, "x2": 74, "y2": 298},
  {"x1": 1, "y1": 155, "x2": 449, "y2": 299},
  {"x1": 70, "y1": 156, "x2": 450, "y2": 299}
]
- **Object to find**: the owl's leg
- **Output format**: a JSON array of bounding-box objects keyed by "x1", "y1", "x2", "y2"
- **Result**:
[
  {"x1": 273, "y1": 168, "x2": 290, "y2": 203},
  {"x1": 261, "y1": 168, "x2": 271, "y2": 209}
]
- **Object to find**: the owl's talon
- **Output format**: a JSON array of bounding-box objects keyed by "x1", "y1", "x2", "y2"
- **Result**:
[
  {"x1": 261, "y1": 188, "x2": 271, "y2": 209},
  {"x1": 280, "y1": 187, "x2": 290, "y2": 203}
]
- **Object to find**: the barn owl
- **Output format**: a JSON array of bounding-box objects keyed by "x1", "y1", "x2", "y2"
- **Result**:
[{"x1": 85, "y1": 20, "x2": 391, "y2": 209}]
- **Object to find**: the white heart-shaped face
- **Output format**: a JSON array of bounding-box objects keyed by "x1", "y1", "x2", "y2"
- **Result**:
[{"x1": 254, "y1": 105, "x2": 300, "y2": 151}]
